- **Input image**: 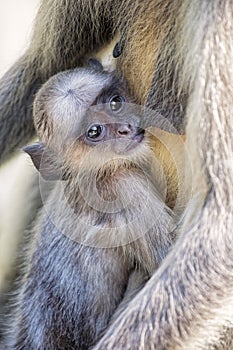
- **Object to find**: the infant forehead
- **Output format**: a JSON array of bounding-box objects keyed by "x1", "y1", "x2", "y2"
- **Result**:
[
  {"x1": 34, "y1": 68, "x2": 118, "y2": 138},
  {"x1": 46, "y1": 69, "x2": 111, "y2": 108}
]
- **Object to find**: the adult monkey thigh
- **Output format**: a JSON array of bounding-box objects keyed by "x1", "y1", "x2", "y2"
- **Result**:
[{"x1": 0, "y1": 0, "x2": 232, "y2": 350}]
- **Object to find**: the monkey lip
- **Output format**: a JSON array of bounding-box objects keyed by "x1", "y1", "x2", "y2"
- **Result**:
[
  {"x1": 133, "y1": 129, "x2": 145, "y2": 143},
  {"x1": 122, "y1": 129, "x2": 145, "y2": 152}
]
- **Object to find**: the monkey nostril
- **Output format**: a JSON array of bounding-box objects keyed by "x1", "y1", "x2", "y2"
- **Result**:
[
  {"x1": 118, "y1": 130, "x2": 129, "y2": 135},
  {"x1": 117, "y1": 124, "x2": 131, "y2": 136}
]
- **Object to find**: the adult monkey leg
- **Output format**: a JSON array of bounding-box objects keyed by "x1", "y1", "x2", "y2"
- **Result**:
[{"x1": 94, "y1": 1, "x2": 233, "y2": 349}]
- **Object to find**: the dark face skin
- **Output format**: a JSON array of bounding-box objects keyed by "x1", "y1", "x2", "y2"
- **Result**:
[{"x1": 82, "y1": 105, "x2": 145, "y2": 150}]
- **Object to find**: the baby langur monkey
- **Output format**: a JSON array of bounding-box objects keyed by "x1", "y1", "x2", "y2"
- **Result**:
[{"x1": 9, "y1": 60, "x2": 176, "y2": 349}]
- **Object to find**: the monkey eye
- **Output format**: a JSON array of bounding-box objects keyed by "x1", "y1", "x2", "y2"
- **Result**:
[
  {"x1": 109, "y1": 95, "x2": 125, "y2": 112},
  {"x1": 86, "y1": 124, "x2": 105, "y2": 141}
]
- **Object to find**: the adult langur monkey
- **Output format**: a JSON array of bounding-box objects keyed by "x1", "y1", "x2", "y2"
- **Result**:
[{"x1": 0, "y1": 0, "x2": 232, "y2": 349}]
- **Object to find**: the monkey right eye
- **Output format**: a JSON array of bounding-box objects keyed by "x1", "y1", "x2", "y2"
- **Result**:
[{"x1": 86, "y1": 124, "x2": 105, "y2": 141}]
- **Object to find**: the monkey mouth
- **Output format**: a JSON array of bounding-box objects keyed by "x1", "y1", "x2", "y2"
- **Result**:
[{"x1": 121, "y1": 128, "x2": 145, "y2": 152}]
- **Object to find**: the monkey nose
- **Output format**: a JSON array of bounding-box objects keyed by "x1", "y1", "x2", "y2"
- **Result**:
[
  {"x1": 115, "y1": 124, "x2": 144, "y2": 144},
  {"x1": 117, "y1": 124, "x2": 132, "y2": 137},
  {"x1": 114, "y1": 124, "x2": 144, "y2": 152}
]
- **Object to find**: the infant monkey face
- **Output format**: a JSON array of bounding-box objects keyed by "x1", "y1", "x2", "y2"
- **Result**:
[
  {"x1": 62, "y1": 101, "x2": 149, "y2": 175},
  {"x1": 82, "y1": 109, "x2": 145, "y2": 153},
  {"x1": 34, "y1": 66, "x2": 149, "y2": 161},
  {"x1": 62, "y1": 85, "x2": 146, "y2": 155}
]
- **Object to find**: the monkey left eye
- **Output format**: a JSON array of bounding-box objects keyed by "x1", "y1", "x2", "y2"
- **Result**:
[
  {"x1": 86, "y1": 124, "x2": 105, "y2": 141},
  {"x1": 109, "y1": 95, "x2": 125, "y2": 112}
]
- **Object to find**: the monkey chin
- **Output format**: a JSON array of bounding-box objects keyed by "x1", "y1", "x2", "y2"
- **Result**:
[
  {"x1": 113, "y1": 130, "x2": 145, "y2": 154},
  {"x1": 65, "y1": 134, "x2": 153, "y2": 179}
]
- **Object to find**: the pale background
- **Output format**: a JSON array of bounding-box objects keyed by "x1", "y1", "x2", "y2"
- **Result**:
[
  {"x1": 0, "y1": 0, "x2": 40, "y2": 291},
  {"x1": 0, "y1": 0, "x2": 40, "y2": 75}
]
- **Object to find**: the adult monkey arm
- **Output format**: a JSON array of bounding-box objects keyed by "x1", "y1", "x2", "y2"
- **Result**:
[{"x1": 94, "y1": 1, "x2": 233, "y2": 349}]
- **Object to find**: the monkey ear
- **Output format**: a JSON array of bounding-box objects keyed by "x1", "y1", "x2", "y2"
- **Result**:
[
  {"x1": 113, "y1": 42, "x2": 121, "y2": 58},
  {"x1": 23, "y1": 143, "x2": 61, "y2": 181},
  {"x1": 88, "y1": 58, "x2": 104, "y2": 71},
  {"x1": 113, "y1": 38, "x2": 125, "y2": 58}
]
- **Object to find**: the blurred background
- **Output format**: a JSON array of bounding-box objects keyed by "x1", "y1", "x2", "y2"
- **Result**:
[
  {"x1": 0, "y1": 0, "x2": 40, "y2": 75},
  {"x1": 0, "y1": 0, "x2": 40, "y2": 298}
]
